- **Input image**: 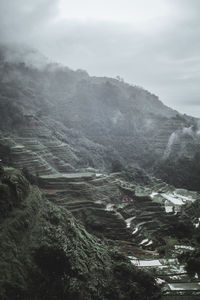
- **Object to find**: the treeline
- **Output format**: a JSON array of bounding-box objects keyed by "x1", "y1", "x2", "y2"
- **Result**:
[{"x1": 154, "y1": 153, "x2": 200, "y2": 191}]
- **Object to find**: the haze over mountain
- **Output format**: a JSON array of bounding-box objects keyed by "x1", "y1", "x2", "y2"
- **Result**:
[
  {"x1": 1, "y1": 0, "x2": 200, "y2": 117},
  {"x1": 1, "y1": 1, "x2": 200, "y2": 298},
  {"x1": 0, "y1": 44, "x2": 200, "y2": 190},
  {"x1": 0, "y1": 42, "x2": 200, "y2": 300}
]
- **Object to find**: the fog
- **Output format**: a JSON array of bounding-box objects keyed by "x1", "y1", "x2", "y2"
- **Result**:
[{"x1": 0, "y1": 0, "x2": 200, "y2": 117}]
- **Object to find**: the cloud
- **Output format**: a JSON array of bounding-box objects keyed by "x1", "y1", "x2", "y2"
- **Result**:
[
  {"x1": 0, "y1": 0, "x2": 200, "y2": 117},
  {"x1": 0, "y1": 0, "x2": 59, "y2": 42}
]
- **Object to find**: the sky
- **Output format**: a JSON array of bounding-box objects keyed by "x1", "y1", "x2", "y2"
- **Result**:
[{"x1": 0, "y1": 0, "x2": 200, "y2": 117}]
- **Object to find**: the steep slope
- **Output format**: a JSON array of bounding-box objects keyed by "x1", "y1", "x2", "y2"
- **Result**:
[
  {"x1": 0, "y1": 46, "x2": 174, "y2": 164},
  {"x1": 0, "y1": 44, "x2": 200, "y2": 187},
  {"x1": 0, "y1": 167, "x2": 161, "y2": 300},
  {"x1": 1, "y1": 44, "x2": 200, "y2": 299}
]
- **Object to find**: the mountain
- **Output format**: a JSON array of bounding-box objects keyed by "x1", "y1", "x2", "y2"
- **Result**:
[
  {"x1": 0, "y1": 167, "x2": 160, "y2": 300},
  {"x1": 0, "y1": 44, "x2": 200, "y2": 190},
  {"x1": 1, "y1": 44, "x2": 200, "y2": 299}
]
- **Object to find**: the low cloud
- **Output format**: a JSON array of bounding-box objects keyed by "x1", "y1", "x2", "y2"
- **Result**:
[{"x1": 0, "y1": 0, "x2": 200, "y2": 117}]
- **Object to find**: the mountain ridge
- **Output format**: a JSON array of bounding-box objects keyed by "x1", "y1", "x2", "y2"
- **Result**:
[{"x1": 0, "y1": 44, "x2": 200, "y2": 190}]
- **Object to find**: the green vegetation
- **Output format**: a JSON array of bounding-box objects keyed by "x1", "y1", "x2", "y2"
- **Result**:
[
  {"x1": 0, "y1": 88, "x2": 23, "y2": 130},
  {"x1": 0, "y1": 168, "x2": 161, "y2": 300},
  {"x1": 154, "y1": 153, "x2": 200, "y2": 191},
  {"x1": 179, "y1": 248, "x2": 200, "y2": 278},
  {"x1": 0, "y1": 167, "x2": 29, "y2": 219}
]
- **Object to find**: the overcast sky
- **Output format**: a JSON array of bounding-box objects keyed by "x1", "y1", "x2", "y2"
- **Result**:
[{"x1": 0, "y1": 0, "x2": 200, "y2": 117}]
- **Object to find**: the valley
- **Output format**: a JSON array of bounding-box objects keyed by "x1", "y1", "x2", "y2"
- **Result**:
[{"x1": 0, "y1": 45, "x2": 200, "y2": 300}]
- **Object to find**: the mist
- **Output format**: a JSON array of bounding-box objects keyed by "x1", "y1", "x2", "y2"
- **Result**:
[
  {"x1": 0, "y1": 0, "x2": 200, "y2": 117},
  {"x1": 1, "y1": 2, "x2": 200, "y2": 298}
]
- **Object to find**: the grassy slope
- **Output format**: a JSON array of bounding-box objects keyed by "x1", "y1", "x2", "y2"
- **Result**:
[{"x1": 0, "y1": 168, "x2": 160, "y2": 300}]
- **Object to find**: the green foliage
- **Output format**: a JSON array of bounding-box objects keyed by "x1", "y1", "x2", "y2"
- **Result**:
[
  {"x1": 0, "y1": 169, "x2": 161, "y2": 300},
  {"x1": 0, "y1": 169, "x2": 29, "y2": 220},
  {"x1": 33, "y1": 244, "x2": 73, "y2": 277},
  {"x1": 0, "y1": 95, "x2": 23, "y2": 130},
  {"x1": 154, "y1": 154, "x2": 200, "y2": 191},
  {"x1": 164, "y1": 220, "x2": 194, "y2": 239},
  {"x1": 0, "y1": 183, "x2": 12, "y2": 219},
  {"x1": 110, "y1": 159, "x2": 124, "y2": 173},
  {"x1": 179, "y1": 248, "x2": 200, "y2": 278}
]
